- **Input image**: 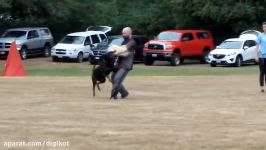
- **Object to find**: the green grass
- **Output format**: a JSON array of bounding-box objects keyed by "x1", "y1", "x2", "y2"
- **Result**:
[{"x1": 26, "y1": 64, "x2": 259, "y2": 76}]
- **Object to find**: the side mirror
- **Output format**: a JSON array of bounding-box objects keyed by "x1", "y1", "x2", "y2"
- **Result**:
[
  {"x1": 27, "y1": 36, "x2": 33, "y2": 39},
  {"x1": 182, "y1": 37, "x2": 189, "y2": 41},
  {"x1": 216, "y1": 46, "x2": 221, "y2": 49},
  {"x1": 92, "y1": 44, "x2": 98, "y2": 48},
  {"x1": 84, "y1": 42, "x2": 91, "y2": 46},
  {"x1": 243, "y1": 46, "x2": 249, "y2": 50}
]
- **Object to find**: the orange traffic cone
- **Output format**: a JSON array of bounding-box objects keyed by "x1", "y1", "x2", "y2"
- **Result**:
[{"x1": 2, "y1": 41, "x2": 27, "y2": 76}]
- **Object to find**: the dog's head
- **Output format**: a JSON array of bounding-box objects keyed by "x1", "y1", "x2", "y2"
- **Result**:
[{"x1": 102, "y1": 52, "x2": 116, "y2": 67}]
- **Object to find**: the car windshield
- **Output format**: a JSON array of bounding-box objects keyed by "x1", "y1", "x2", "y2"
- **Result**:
[
  {"x1": 98, "y1": 37, "x2": 123, "y2": 46},
  {"x1": 1, "y1": 31, "x2": 27, "y2": 38},
  {"x1": 218, "y1": 41, "x2": 243, "y2": 49},
  {"x1": 60, "y1": 36, "x2": 85, "y2": 44},
  {"x1": 156, "y1": 32, "x2": 181, "y2": 40}
]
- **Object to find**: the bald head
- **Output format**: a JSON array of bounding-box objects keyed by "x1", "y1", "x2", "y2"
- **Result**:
[{"x1": 122, "y1": 27, "x2": 132, "y2": 40}]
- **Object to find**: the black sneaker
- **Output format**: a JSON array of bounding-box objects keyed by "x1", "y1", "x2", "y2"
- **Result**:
[
  {"x1": 121, "y1": 93, "x2": 129, "y2": 99},
  {"x1": 110, "y1": 96, "x2": 118, "y2": 101}
]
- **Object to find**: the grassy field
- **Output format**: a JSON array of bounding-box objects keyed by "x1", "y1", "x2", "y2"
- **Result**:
[
  {"x1": 0, "y1": 58, "x2": 259, "y2": 76},
  {"x1": 0, "y1": 58, "x2": 265, "y2": 150},
  {"x1": 0, "y1": 76, "x2": 266, "y2": 150}
]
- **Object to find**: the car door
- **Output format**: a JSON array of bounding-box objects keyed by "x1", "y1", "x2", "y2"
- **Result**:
[
  {"x1": 180, "y1": 33, "x2": 197, "y2": 56},
  {"x1": 91, "y1": 34, "x2": 101, "y2": 47},
  {"x1": 83, "y1": 36, "x2": 92, "y2": 58},
  {"x1": 243, "y1": 40, "x2": 257, "y2": 61},
  {"x1": 99, "y1": 33, "x2": 107, "y2": 41},
  {"x1": 133, "y1": 36, "x2": 149, "y2": 61},
  {"x1": 27, "y1": 30, "x2": 41, "y2": 54}
]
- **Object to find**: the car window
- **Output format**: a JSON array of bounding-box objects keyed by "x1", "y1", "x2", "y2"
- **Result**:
[
  {"x1": 243, "y1": 40, "x2": 256, "y2": 48},
  {"x1": 142, "y1": 37, "x2": 149, "y2": 44},
  {"x1": 1, "y1": 30, "x2": 27, "y2": 38},
  {"x1": 28, "y1": 30, "x2": 39, "y2": 39},
  {"x1": 218, "y1": 41, "x2": 243, "y2": 49},
  {"x1": 157, "y1": 32, "x2": 181, "y2": 40},
  {"x1": 60, "y1": 36, "x2": 85, "y2": 44},
  {"x1": 39, "y1": 29, "x2": 51, "y2": 36},
  {"x1": 84, "y1": 36, "x2": 92, "y2": 45},
  {"x1": 133, "y1": 37, "x2": 141, "y2": 45},
  {"x1": 99, "y1": 34, "x2": 107, "y2": 41},
  {"x1": 182, "y1": 33, "x2": 194, "y2": 41},
  {"x1": 196, "y1": 32, "x2": 210, "y2": 39},
  {"x1": 91, "y1": 34, "x2": 100, "y2": 44}
]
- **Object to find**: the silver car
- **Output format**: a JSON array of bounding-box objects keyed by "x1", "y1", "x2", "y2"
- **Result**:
[{"x1": 0, "y1": 27, "x2": 54, "y2": 59}]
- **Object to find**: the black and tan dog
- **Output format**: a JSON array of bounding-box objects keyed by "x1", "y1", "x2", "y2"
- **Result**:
[{"x1": 92, "y1": 52, "x2": 116, "y2": 97}]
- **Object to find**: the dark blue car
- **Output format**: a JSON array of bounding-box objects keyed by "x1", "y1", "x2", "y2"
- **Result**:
[{"x1": 89, "y1": 35, "x2": 150, "y2": 65}]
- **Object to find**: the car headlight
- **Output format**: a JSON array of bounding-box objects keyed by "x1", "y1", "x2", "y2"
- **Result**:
[
  {"x1": 51, "y1": 47, "x2": 55, "y2": 51},
  {"x1": 16, "y1": 42, "x2": 22, "y2": 48},
  {"x1": 144, "y1": 43, "x2": 148, "y2": 48},
  {"x1": 165, "y1": 44, "x2": 173, "y2": 49},
  {"x1": 227, "y1": 52, "x2": 236, "y2": 56},
  {"x1": 67, "y1": 49, "x2": 77, "y2": 51},
  {"x1": 209, "y1": 53, "x2": 213, "y2": 57}
]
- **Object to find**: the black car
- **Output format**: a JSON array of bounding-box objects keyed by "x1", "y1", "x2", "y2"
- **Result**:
[{"x1": 89, "y1": 35, "x2": 150, "y2": 64}]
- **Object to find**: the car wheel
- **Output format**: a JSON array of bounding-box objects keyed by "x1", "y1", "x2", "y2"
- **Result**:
[
  {"x1": 201, "y1": 50, "x2": 210, "y2": 64},
  {"x1": 52, "y1": 56, "x2": 59, "y2": 62},
  {"x1": 170, "y1": 52, "x2": 181, "y2": 66},
  {"x1": 234, "y1": 56, "x2": 242, "y2": 67},
  {"x1": 76, "y1": 52, "x2": 83, "y2": 63},
  {"x1": 144, "y1": 57, "x2": 154, "y2": 66},
  {"x1": 20, "y1": 47, "x2": 27, "y2": 60},
  {"x1": 210, "y1": 63, "x2": 217, "y2": 67},
  {"x1": 43, "y1": 45, "x2": 51, "y2": 57}
]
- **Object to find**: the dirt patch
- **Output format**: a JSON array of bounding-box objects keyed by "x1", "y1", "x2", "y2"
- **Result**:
[{"x1": 0, "y1": 76, "x2": 265, "y2": 150}]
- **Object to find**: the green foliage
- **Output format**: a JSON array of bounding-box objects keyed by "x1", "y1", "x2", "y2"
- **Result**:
[{"x1": 1, "y1": 0, "x2": 266, "y2": 42}]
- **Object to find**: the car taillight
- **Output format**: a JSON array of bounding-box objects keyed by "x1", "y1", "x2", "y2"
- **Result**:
[{"x1": 144, "y1": 43, "x2": 148, "y2": 48}]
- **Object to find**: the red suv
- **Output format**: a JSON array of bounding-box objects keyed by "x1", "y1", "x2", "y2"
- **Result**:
[{"x1": 143, "y1": 30, "x2": 215, "y2": 66}]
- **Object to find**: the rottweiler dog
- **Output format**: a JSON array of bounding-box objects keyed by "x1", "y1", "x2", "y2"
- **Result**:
[{"x1": 92, "y1": 52, "x2": 116, "y2": 97}]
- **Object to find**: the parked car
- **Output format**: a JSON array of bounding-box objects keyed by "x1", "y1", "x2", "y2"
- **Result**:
[
  {"x1": 89, "y1": 35, "x2": 150, "y2": 64},
  {"x1": 207, "y1": 30, "x2": 260, "y2": 67},
  {"x1": 143, "y1": 30, "x2": 215, "y2": 66},
  {"x1": 51, "y1": 27, "x2": 111, "y2": 63},
  {"x1": 0, "y1": 27, "x2": 53, "y2": 59}
]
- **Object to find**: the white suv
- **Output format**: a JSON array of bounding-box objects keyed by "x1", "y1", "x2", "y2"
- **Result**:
[
  {"x1": 208, "y1": 30, "x2": 260, "y2": 67},
  {"x1": 51, "y1": 26, "x2": 111, "y2": 63}
]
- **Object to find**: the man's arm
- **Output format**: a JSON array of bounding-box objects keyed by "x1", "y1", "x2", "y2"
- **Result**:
[
  {"x1": 126, "y1": 40, "x2": 136, "y2": 53},
  {"x1": 255, "y1": 44, "x2": 259, "y2": 62},
  {"x1": 255, "y1": 35, "x2": 260, "y2": 62}
]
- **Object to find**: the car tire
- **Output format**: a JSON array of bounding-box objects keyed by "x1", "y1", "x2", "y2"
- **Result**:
[
  {"x1": 52, "y1": 56, "x2": 59, "y2": 62},
  {"x1": 144, "y1": 57, "x2": 154, "y2": 66},
  {"x1": 234, "y1": 56, "x2": 242, "y2": 67},
  {"x1": 170, "y1": 52, "x2": 181, "y2": 66},
  {"x1": 76, "y1": 52, "x2": 83, "y2": 63},
  {"x1": 210, "y1": 63, "x2": 217, "y2": 67},
  {"x1": 43, "y1": 45, "x2": 51, "y2": 57},
  {"x1": 20, "y1": 47, "x2": 27, "y2": 60},
  {"x1": 201, "y1": 50, "x2": 210, "y2": 64}
]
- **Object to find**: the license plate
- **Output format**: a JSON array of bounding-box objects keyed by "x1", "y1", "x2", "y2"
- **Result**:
[
  {"x1": 216, "y1": 60, "x2": 221, "y2": 63},
  {"x1": 0, "y1": 51, "x2": 6, "y2": 55},
  {"x1": 152, "y1": 54, "x2": 157, "y2": 57},
  {"x1": 95, "y1": 57, "x2": 100, "y2": 60},
  {"x1": 58, "y1": 55, "x2": 63, "y2": 58}
]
